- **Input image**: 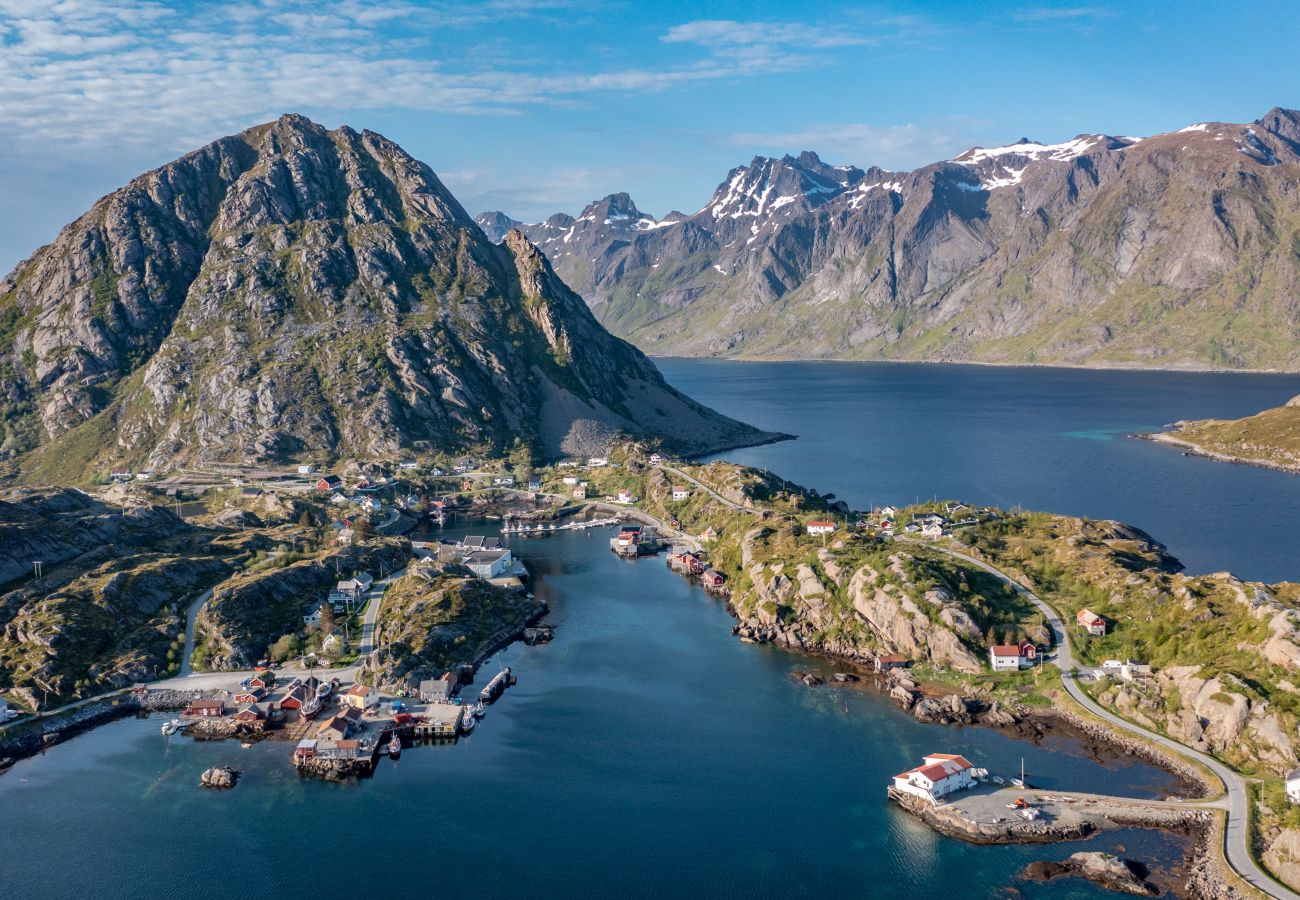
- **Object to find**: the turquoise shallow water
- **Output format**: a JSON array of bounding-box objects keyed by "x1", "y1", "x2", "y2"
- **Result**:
[{"x1": 5, "y1": 528, "x2": 1187, "y2": 899}]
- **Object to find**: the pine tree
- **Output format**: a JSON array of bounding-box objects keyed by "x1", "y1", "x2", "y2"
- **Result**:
[
  {"x1": 985, "y1": 625, "x2": 997, "y2": 647},
  {"x1": 319, "y1": 602, "x2": 336, "y2": 635}
]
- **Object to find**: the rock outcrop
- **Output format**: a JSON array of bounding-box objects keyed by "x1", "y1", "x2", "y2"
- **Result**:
[{"x1": 200, "y1": 766, "x2": 238, "y2": 789}]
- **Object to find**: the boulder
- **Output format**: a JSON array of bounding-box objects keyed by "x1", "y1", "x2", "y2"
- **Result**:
[{"x1": 200, "y1": 766, "x2": 238, "y2": 789}]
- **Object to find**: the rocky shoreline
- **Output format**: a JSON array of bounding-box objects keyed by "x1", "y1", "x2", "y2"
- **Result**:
[{"x1": 1138, "y1": 430, "x2": 1300, "y2": 476}]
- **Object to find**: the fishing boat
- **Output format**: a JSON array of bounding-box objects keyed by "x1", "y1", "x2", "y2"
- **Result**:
[
  {"x1": 301, "y1": 695, "x2": 322, "y2": 718},
  {"x1": 161, "y1": 719, "x2": 180, "y2": 735},
  {"x1": 472, "y1": 700, "x2": 486, "y2": 719},
  {"x1": 314, "y1": 682, "x2": 332, "y2": 701},
  {"x1": 388, "y1": 735, "x2": 401, "y2": 757},
  {"x1": 991, "y1": 774, "x2": 1006, "y2": 785},
  {"x1": 1010, "y1": 757, "x2": 1028, "y2": 788},
  {"x1": 460, "y1": 712, "x2": 475, "y2": 734}
]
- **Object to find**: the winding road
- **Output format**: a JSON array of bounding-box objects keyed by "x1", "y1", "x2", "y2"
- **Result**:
[{"x1": 919, "y1": 540, "x2": 1294, "y2": 900}]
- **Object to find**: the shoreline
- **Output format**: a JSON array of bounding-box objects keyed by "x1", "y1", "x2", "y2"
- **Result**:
[
  {"x1": 1139, "y1": 430, "x2": 1300, "y2": 476},
  {"x1": 653, "y1": 353, "x2": 1300, "y2": 376}
]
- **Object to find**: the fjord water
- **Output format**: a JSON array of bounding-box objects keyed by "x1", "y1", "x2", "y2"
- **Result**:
[
  {"x1": 660, "y1": 358, "x2": 1300, "y2": 582},
  {"x1": 4, "y1": 527, "x2": 1184, "y2": 900}
]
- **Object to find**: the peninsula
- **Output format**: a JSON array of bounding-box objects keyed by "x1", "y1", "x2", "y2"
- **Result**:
[{"x1": 1152, "y1": 395, "x2": 1300, "y2": 475}]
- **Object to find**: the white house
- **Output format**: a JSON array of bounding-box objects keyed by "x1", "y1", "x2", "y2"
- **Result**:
[
  {"x1": 892, "y1": 753, "x2": 976, "y2": 804},
  {"x1": 1287, "y1": 769, "x2": 1300, "y2": 803},
  {"x1": 989, "y1": 645, "x2": 1023, "y2": 671},
  {"x1": 297, "y1": 464, "x2": 315, "y2": 475},
  {"x1": 649, "y1": 453, "x2": 663, "y2": 464},
  {"x1": 615, "y1": 488, "x2": 636, "y2": 504},
  {"x1": 806, "y1": 521, "x2": 837, "y2": 536},
  {"x1": 588, "y1": 456, "x2": 609, "y2": 467},
  {"x1": 399, "y1": 459, "x2": 418, "y2": 470},
  {"x1": 880, "y1": 505, "x2": 898, "y2": 519},
  {"x1": 563, "y1": 476, "x2": 579, "y2": 486},
  {"x1": 671, "y1": 487, "x2": 690, "y2": 501},
  {"x1": 920, "y1": 522, "x2": 944, "y2": 538},
  {"x1": 465, "y1": 549, "x2": 512, "y2": 579},
  {"x1": 330, "y1": 492, "x2": 350, "y2": 506}
]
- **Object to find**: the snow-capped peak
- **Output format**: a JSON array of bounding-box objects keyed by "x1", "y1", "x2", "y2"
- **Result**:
[{"x1": 699, "y1": 152, "x2": 864, "y2": 219}]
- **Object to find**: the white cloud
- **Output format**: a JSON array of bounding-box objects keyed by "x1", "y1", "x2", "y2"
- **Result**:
[
  {"x1": 725, "y1": 122, "x2": 977, "y2": 171},
  {"x1": 1012, "y1": 6, "x2": 1114, "y2": 22}
]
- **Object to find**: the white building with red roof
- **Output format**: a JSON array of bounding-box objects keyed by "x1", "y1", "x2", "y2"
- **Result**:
[{"x1": 892, "y1": 753, "x2": 976, "y2": 804}]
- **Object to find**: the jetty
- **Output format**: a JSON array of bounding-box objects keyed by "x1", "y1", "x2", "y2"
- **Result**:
[{"x1": 502, "y1": 516, "x2": 622, "y2": 535}]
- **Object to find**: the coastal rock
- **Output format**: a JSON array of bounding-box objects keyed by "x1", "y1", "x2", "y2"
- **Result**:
[
  {"x1": 1264, "y1": 828, "x2": 1300, "y2": 892},
  {"x1": 200, "y1": 766, "x2": 238, "y2": 789},
  {"x1": 1021, "y1": 852, "x2": 1157, "y2": 896}
]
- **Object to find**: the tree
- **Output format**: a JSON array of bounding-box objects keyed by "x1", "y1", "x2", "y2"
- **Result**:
[
  {"x1": 985, "y1": 626, "x2": 997, "y2": 647},
  {"x1": 319, "y1": 602, "x2": 337, "y2": 635},
  {"x1": 270, "y1": 633, "x2": 303, "y2": 663},
  {"x1": 355, "y1": 516, "x2": 376, "y2": 540},
  {"x1": 298, "y1": 508, "x2": 314, "y2": 528}
]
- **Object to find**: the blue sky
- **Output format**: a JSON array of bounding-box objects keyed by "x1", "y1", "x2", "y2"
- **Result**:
[{"x1": 2, "y1": 0, "x2": 1298, "y2": 271}]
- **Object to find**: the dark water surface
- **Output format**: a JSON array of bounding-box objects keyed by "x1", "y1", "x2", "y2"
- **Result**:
[
  {"x1": 5, "y1": 528, "x2": 1186, "y2": 899},
  {"x1": 659, "y1": 358, "x2": 1300, "y2": 582}
]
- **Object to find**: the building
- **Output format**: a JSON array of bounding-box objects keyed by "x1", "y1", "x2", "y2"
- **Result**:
[
  {"x1": 1119, "y1": 660, "x2": 1153, "y2": 681},
  {"x1": 1287, "y1": 769, "x2": 1300, "y2": 804},
  {"x1": 874, "y1": 654, "x2": 909, "y2": 672},
  {"x1": 316, "y1": 475, "x2": 343, "y2": 492},
  {"x1": 806, "y1": 521, "x2": 837, "y2": 536},
  {"x1": 399, "y1": 459, "x2": 418, "y2": 470},
  {"x1": 465, "y1": 549, "x2": 512, "y2": 579},
  {"x1": 344, "y1": 683, "x2": 379, "y2": 710},
  {"x1": 892, "y1": 753, "x2": 976, "y2": 804},
  {"x1": 110, "y1": 467, "x2": 132, "y2": 481},
  {"x1": 186, "y1": 699, "x2": 225, "y2": 718},
  {"x1": 460, "y1": 536, "x2": 503, "y2": 552},
  {"x1": 1077, "y1": 608, "x2": 1107, "y2": 636},
  {"x1": 563, "y1": 476, "x2": 578, "y2": 486},
  {"x1": 528, "y1": 478, "x2": 542, "y2": 492},
  {"x1": 279, "y1": 685, "x2": 307, "y2": 711},
  {"x1": 920, "y1": 522, "x2": 944, "y2": 538},
  {"x1": 233, "y1": 687, "x2": 266, "y2": 704},
  {"x1": 233, "y1": 703, "x2": 265, "y2": 723},
  {"x1": 588, "y1": 456, "x2": 609, "y2": 467},
  {"x1": 419, "y1": 671, "x2": 459, "y2": 703},
  {"x1": 671, "y1": 487, "x2": 690, "y2": 501},
  {"x1": 573, "y1": 485, "x2": 588, "y2": 500},
  {"x1": 880, "y1": 506, "x2": 898, "y2": 519},
  {"x1": 649, "y1": 453, "x2": 663, "y2": 464},
  {"x1": 989, "y1": 645, "x2": 1024, "y2": 671},
  {"x1": 700, "y1": 568, "x2": 727, "y2": 589},
  {"x1": 615, "y1": 488, "x2": 636, "y2": 504},
  {"x1": 316, "y1": 715, "x2": 351, "y2": 741},
  {"x1": 297, "y1": 464, "x2": 315, "y2": 475},
  {"x1": 1019, "y1": 640, "x2": 1038, "y2": 663},
  {"x1": 247, "y1": 672, "x2": 275, "y2": 690}
]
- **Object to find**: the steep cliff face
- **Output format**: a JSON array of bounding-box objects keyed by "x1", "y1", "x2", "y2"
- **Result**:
[
  {"x1": 487, "y1": 108, "x2": 1300, "y2": 370},
  {"x1": 0, "y1": 115, "x2": 772, "y2": 481}
]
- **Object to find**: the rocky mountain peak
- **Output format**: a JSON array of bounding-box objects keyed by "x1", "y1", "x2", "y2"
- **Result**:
[
  {"x1": 475, "y1": 210, "x2": 523, "y2": 243},
  {"x1": 0, "y1": 115, "x2": 775, "y2": 478}
]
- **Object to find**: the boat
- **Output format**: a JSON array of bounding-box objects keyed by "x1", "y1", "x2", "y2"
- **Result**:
[
  {"x1": 161, "y1": 719, "x2": 180, "y2": 735},
  {"x1": 460, "y1": 712, "x2": 475, "y2": 734},
  {"x1": 472, "y1": 700, "x2": 486, "y2": 719},
  {"x1": 301, "y1": 696, "x2": 322, "y2": 717},
  {"x1": 991, "y1": 775, "x2": 1006, "y2": 785},
  {"x1": 1010, "y1": 778, "x2": 1024, "y2": 787},
  {"x1": 388, "y1": 735, "x2": 401, "y2": 756},
  {"x1": 315, "y1": 682, "x2": 332, "y2": 700}
]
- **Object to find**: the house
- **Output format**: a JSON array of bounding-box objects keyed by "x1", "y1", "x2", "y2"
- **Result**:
[
  {"x1": 297, "y1": 464, "x2": 315, "y2": 475},
  {"x1": 247, "y1": 672, "x2": 275, "y2": 690},
  {"x1": 465, "y1": 549, "x2": 512, "y2": 579},
  {"x1": 461, "y1": 479, "x2": 474, "y2": 491},
  {"x1": 879, "y1": 519, "x2": 895, "y2": 532},
  {"x1": 110, "y1": 467, "x2": 132, "y2": 481},
  {"x1": 671, "y1": 487, "x2": 690, "y2": 501},
  {"x1": 563, "y1": 476, "x2": 579, "y2": 486},
  {"x1": 615, "y1": 488, "x2": 636, "y2": 504},
  {"x1": 1018, "y1": 640, "x2": 1038, "y2": 663},
  {"x1": 344, "y1": 683, "x2": 379, "y2": 710},
  {"x1": 1077, "y1": 608, "x2": 1107, "y2": 636},
  {"x1": 233, "y1": 687, "x2": 267, "y2": 704},
  {"x1": 186, "y1": 699, "x2": 225, "y2": 718},
  {"x1": 1119, "y1": 660, "x2": 1153, "y2": 681},
  {"x1": 460, "y1": 536, "x2": 503, "y2": 552},
  {"x1": 615, "y1": 527, "x2": 641, "y2": 548},
  {"x1": 1287, "y1": 769, "x2": 1300, "y2": 804},
  {"x1": 316, "y1": 475, "x2": 343, "y2": 492},
  {"x1": 316, "y1": 715, "x2": 351, "y2": 741},
  {"x1": 337, "y1": 528, "x2": 355, "y2": 546},
  {"x1": 279, "y1": 685, "x2": 308, "y2": 711},
  {"x1": 874, "y1": 654, "x2": 910, "y2": 672},
  {"x1": 399, "y1": 459, "x2": 418, "y2": 470},
  {"x1": 135, "y1": 470, "x2": 155, "y2": 481},
  {"x1": 700, "y1": 568, "x2": 727, "y2": 589},
  {"x1": 920, "y1": 522, "x2": 944, "y2": 538},
  {"x1": 360, "y1": 496, "x2": 384, "y2": 513},
  {"x1": 233, "y1": 703, "x2": 265, "y2": 723},
  {"x1": 528, "y1": 478, "x2": 542, "y2": 492},
  {"x1": 588, "y1": 456, "x2": 609, "y2": 467},
  {"x1": 989, "y1": 645, "x2": 1024, "y2": 671},
  {"x1": 294, "y1": 739, "x2": 318, "y2": 761},
  {"x1": 321, "y1": 633, "x2": 342, "y2": 653},
  {"x1": 573, "y1": 485, "x2": 588, "y2": 499},
  {"x1": 892, "y1": 753, "x2": 976, "y2": 804},
  {"x1": 880, "y1": 506, "x2": 898, "y2": 519},
  {"x1": 806, "y1": 521, "x2": 837, "y2": 536},
  {"x1": 419, "y1": 671, "x2": 459, "y2": 703},
  {"x1": 316, "y1": 739, "x2": 361, "y2": 760},
  {"x1": 330, "y1": 492, "x2": 350, "y2": 506},
  {"x1": 649, "y1": 453, "x2": 663, "y2": 464}
]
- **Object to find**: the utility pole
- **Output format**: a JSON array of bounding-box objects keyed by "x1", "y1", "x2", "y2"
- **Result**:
[{"x1": 33, "y1": 561, "x2": 43, "y2": 578}]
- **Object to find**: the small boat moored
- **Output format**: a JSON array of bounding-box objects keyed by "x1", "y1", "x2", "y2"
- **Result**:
[{"x1": 388, "y1": 734, "x2": 402, "y2": 757}]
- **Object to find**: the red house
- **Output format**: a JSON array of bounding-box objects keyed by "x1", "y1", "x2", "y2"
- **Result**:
[
  {"x1": 247, "y1": 672, "x2": 275, "y2": 690},
  {"x1": 186, "y1": 699, "x2": 224, "y2": 718},
  {"x1": 233, "y1": 703, "x2": 265, "y2": 723},
  {"x1": 278, "y1": 685, "x2": 307, "y2": 711},
  {"x1": 700, "y1": 568, "x2": 726, "y2": 588},
  {"x1": 233, "y1": 687, "x2": 266, "y2": 704},
  {"x1": 1018, "y1": 640, "x2": 1038, "y2": 660},
  {"x1": 316, "y1": 475, "x2": 343, "y2": 493},
  {"x1": 1076, "y1": 608, "x2": 1106, "y2": 636}
]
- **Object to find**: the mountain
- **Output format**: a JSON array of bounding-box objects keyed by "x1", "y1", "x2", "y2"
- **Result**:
[
  {"x1": 479, "y1": 108, "x2": 1300, "y2": 370},
  {"x1": 0, "y1": 115, "x2": 776, "y2": 481}
]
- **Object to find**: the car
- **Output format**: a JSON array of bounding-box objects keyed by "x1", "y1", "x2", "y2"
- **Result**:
[{"x1": 2, "y1": 710, "x2": 19, "y2": 721}]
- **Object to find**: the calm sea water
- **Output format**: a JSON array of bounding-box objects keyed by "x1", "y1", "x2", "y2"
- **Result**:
[
  {"x1": 5, "y1": 527, "x2": 1186, "y2": 899},
  {"x1": 9, "y1": 360, "x2": 1291, "y2": 898},
  {"x1": 659, "y1": 358, "x2": 1300, "y2": 582}
]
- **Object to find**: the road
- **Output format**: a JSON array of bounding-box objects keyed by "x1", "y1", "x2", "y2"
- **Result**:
[
  {"x1": 178, "y1": 587, "x2": 214, "y2": 677},
  {"x1": 918, "y1": 539, "x2": 1294, "y2": 900},
  {"x1": 659, "y1": 464, "x2": 756, "y2": 514}
]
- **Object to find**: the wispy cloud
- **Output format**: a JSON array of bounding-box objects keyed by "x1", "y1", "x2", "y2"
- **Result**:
[
  {"x1": 725, "y1": 122, "x2": 979, "y2": 171},
  {"x1": 1012, "y1": 6, "x2": 1114, "y2": 22}
]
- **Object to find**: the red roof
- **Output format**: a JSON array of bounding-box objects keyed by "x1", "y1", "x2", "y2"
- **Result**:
[
  {"x1": 990, "y1": 644, "x2": 1021, "y2": 657},
  {"x1": 807, "y1": 521, "x2": 835, "y2": 527},
  {"x1": 927, "y1": 753, "x2": 974, "y2": 768}
]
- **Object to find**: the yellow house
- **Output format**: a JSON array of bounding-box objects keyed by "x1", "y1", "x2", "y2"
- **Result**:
[{"x1": 344, "y1": 683, "x2": 379, "y2": 710}]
